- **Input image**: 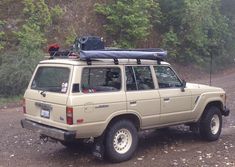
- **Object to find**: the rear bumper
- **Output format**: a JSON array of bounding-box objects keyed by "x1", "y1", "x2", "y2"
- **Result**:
[
  {"x1": 222, "y1": 106, "x2": 230, "y2": 116},
  {"x1": 21, "y1": 119, "x2": 76, "y2": 141}
]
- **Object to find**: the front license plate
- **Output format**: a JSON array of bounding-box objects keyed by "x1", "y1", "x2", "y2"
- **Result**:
[{"x1": 41, "y1": 109, "x2": 50, "y2": 118}]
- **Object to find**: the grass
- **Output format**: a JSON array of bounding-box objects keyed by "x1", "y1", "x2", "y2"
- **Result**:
[{"x1": 0, "y1": 95, "x2": 23, "y2": 107}]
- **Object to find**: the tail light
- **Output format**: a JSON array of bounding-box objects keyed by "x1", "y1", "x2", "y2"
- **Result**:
[
  {"x1": 22, "y1": 98, "x2": 26, "y2": 114},
  {"x1": 66, "y1": 107, "x2": 73, "y2": 125}
]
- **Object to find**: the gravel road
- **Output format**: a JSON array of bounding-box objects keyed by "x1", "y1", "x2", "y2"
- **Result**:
[{"x1": 0, "y1": 73, "x2": 235, "y2": 167}]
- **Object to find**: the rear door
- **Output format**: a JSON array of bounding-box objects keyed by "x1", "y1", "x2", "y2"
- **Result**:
[
  {"x1": 75, "y1": 66, "x2": 126, "y2": 124},
  {"x1": 125, "y1": 66, "x2": 161, "y2": 128},
  {"x1": 24, "y1": 64, "x2": 73, "y2": 126}
]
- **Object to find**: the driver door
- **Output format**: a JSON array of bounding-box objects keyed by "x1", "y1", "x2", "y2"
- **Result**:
[{"x1": 154, "y1": 66, "x2": 192, "y2": 124}]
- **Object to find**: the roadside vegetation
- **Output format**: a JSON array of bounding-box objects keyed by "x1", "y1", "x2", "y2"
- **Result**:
[{"x1": 0, "y1": 0, "x2": 235, "y2": 100}]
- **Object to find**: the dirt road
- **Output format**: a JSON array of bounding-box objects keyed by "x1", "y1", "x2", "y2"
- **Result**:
[{"x1": 0, "y1": 73, "x2": 235, "y2": 167}]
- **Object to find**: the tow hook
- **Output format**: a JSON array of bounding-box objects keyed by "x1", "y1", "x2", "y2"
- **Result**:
[{"x1": 40, "y1": 135, "x2": 48, "y2": 143}]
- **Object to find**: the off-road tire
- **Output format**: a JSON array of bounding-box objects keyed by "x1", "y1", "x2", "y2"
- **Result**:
[
  {"x1": 105, "y1": 120, "x2": 138, "y2": 163},
  {"x1": 199, "y1": 106, "x2": 222, "y2": 141}
]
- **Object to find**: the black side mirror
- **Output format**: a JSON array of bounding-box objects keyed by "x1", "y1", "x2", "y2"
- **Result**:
[{"x1": 181, "y1": 80, "x2": 186, "y2": 92}]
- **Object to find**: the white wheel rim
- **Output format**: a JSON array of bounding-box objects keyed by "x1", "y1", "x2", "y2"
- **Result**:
[
  {"x1": 113, "y1": 128, "x2": 132, "y2": 154},
  {"x1": 210, "y1": 114, "x2": 220, "y2": 135}
]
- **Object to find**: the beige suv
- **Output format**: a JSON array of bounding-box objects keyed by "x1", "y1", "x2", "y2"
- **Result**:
[{"x1": 21, "y1": 49, "x2": 230, "y2": 162}]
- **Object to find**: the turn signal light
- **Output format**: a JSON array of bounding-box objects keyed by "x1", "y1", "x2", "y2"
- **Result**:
[{"x1": 66, "y1": 107, "x2": 73, "y2": 125}]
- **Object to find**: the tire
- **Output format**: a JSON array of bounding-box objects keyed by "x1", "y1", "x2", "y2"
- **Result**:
[
  {"x1": 199, "y1": 106, "x2": 222, "y2": 141},
  {"x1": 105, "y1": 120, "x2": 138, "y2": 163}
]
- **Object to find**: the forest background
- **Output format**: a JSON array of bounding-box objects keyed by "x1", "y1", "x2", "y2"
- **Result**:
[{"x1": 0, "y1": 0, "x2": 235, "y2": 97}]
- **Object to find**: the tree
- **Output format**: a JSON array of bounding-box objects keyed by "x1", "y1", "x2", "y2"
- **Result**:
[
  {"x1": 0, "y1": 0, "x2": 50, "y2": 96},
  {"x1": 159, "y1": 0, "x2": 231, "y2": 68},
  {"x1": 0, "y1": 20, "x2": 5, "y2": 51},
  {"x1": 95, "y1": 0, "x2": 162, "y2": 48}
]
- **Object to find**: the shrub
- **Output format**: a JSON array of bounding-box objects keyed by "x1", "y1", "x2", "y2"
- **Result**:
[{"x1": 95, "y1": 0, "x2": 162, "y2": 48}]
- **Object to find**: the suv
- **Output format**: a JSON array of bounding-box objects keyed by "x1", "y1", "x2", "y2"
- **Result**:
[{"x1": 21, "y1": 49, "x2": 230, "y2": 162}]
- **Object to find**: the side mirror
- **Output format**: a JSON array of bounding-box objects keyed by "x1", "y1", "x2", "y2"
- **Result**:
[{"x1": 181, "y1": 80, "x2": 186, "y2": 92}]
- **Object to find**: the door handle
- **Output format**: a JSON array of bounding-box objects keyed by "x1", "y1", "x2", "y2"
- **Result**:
[
  {"x1": 130, "y1": 101, "x2": 137, "y2": 105},
  {"x1": 163, "y1": 98, "x2": 170, "y2": 101}
]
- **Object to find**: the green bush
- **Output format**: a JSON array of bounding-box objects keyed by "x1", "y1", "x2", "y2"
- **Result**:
[
  {"x1": 0, "y1": 20, "x2": 5, "y2": 51},
  {"x1": 50, "y1": 4, "x2": 64, "y2": 24},
  {"x1": 0, "y1": 24, "x2": 45, "y2": 96},
  {"x1": 65, "y1": 26, "x2": 77, "y2": 46},
  {"x1": 0, "y1": 0, "x2": 51, "y2": 96},
  {"x1": 95, "y1": 0, "x2": 162, "y2": 48},
  {"x1": 23, "y1": 0, "x2": 52, "y2": 29},
  {"x1": 159, "y1": 0, "x2": 232, "y2": 67}
]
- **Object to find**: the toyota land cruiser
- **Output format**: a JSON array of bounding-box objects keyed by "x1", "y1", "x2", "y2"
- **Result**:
[{"x1": 21, "y1": 49, "x2": 230, "y2": 162}]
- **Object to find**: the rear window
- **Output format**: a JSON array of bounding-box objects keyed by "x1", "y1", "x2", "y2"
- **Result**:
[{"x1": 31, "y1": 67, "x2": 70, "y2": 93}]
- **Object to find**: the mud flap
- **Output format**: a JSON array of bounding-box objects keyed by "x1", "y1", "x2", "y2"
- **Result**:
[{"x1": 92, "y1": 137, "x2": 104, "y2": 160}]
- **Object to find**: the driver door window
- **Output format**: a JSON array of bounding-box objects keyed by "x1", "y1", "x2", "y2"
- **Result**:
[{"x1": 154, "y1": 66, "x2": 182, "y2": 88}]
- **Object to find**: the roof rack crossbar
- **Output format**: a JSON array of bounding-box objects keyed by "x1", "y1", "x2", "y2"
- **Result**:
[
  {"x1": 86, "y1": 58, "x2": 92, "y2": 65},
  {"x1": 113, "y1": 58, "x2": 119, "y2": 65}
]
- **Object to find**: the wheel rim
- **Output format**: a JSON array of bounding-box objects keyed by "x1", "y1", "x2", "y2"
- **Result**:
[
  {"x1": 210, "y1": 114, "x2": 220, "y2": 135},
  {"x1": 113, "y1": 128, "x2": 132, "y2": 154}
]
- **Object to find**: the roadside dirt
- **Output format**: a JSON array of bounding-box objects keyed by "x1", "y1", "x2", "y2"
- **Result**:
[{"x1": 0, "y1": 70, "x2": 235, "y2": 167}]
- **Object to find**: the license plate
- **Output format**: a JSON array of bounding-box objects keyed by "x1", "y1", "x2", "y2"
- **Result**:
[{"x1": 41, "y1": 109, "x2": 50, "y2": 118}]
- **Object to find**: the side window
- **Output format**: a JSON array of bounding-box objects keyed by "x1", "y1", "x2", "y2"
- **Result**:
[
  {"x1": 154, "y1": 66, "x2": 182, "y2": 88},
  {"x1": 81, "y1": 67, "x2": 121, "y2": 93},
  {"x1": 125, "y1": 66, "x2": 154, "y2": 91}
]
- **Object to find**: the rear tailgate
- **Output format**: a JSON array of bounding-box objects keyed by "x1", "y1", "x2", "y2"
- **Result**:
[{"x1": 24, "y1": 64, "x2": 73, "y2": 129}]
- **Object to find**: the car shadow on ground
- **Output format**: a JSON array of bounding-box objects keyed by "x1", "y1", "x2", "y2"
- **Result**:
[
  {"x1": 137, "y1": 126, "x2": 202, "y2": 151},
  {"x1": 43, "y1": 126, "x2": 203, "y2": 165}
]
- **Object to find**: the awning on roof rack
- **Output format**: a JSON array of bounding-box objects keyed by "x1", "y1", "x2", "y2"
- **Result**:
[{"x1": 79, "y1": 49, "x2": 167, "y2": 61}]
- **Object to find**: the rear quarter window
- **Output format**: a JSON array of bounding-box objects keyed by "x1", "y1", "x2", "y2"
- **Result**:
[
  {"x1": 81, "y1": 67, "x2": 121, "y2": 93},
  {"x1": 31, "y1": 67, "x2": 70, "y2": 93}
]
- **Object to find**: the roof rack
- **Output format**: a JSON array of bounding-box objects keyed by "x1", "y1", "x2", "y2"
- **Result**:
[
  {"x1": 47, "y1": 38, "x2": 167, "y2": 65},
  {"x1": 79, "y1": 49, "x2": 167, "y2": 65}
]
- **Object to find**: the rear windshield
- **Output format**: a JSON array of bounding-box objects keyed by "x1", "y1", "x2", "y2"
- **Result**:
[{"x1": 31, "y1": 67, "x2": 70, "y2": 93}]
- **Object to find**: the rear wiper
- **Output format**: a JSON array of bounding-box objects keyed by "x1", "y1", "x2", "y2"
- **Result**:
[{"x1": 40, "y1": 90, "x2": 46, "y2": 97}]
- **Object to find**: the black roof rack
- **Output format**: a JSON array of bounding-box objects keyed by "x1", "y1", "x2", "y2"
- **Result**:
[
  {"x1": 48, "y1": 44, "x2": 167, "y2": 65},
  {"x1": 79, "y1": 49, "x2": 167, "y2": 65},
  {"x1": 80, "y1": 49, "x2": 167, "y2": 61}
]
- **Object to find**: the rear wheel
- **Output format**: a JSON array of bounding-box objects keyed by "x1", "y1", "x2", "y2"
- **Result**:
[
  {"x1": 105, "y1": 120, "x2": 138, "y2": 162},
  {"x1": 199, "y1": 106, "x2": 222, "y2": 141}
]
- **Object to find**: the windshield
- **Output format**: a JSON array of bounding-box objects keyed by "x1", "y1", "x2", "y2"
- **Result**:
[{"x1": 31, "y1": 67, "x2": 70, "y2": 93}]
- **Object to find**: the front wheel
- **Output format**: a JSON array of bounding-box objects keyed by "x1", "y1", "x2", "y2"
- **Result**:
[
  {"x1": 199, "y1": 106, "x2": 222, "y2": 141},
  {"x1": 105, "y1": 120, "x2": 138, "y2": 162}
]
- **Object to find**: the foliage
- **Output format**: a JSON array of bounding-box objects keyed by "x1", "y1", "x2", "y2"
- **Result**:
[
  {"x1": 65, "y1": 26, "x2": 77, "y2": 46},
  {"x1": 0, "y1": 95, "x2": 23, "y2": 106},
  {"x1": 15, "y1": 24, "x2": 46, "y2": 52},
  {"x1": 0, "y1": 20, "x2": 5, "y2": 51},
  {"x1": 0, "y1": 1, "x2": 51, "y2": 96},
  {"x1": 50, "y1": 4, "x2": 64, "y2": 24},
  {"x1": 221, "y1": 0, "x2": 235, "y2": 64},
  {"x1": 23, "y1": 0, "x2": 52, "y2": 29},
  {"x1": 159, "y1": 0, "x2": 231, "y2": 67},
  {"x1": 95, "y1": 0, "x2": 162, "y2": 48},
  {"x1": 0, "y1": 24, "x2": 45, "y2": 96}
]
